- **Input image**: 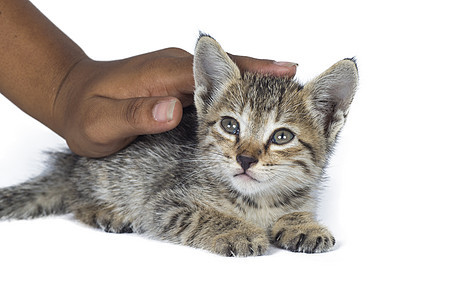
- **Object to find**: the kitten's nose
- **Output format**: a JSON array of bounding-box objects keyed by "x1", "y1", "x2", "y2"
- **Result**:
[{"x1": 236, "y1": 155, "x2": 258, "y2": 171}]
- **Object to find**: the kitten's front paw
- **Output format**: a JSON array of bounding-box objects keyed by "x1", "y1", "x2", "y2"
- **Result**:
[
  {"x1": 271, "y1": 213, "x2": 335, "y2": 253},
  {"x1": 272, "y1": 224, "x2": 335, "y2": 253},
  {"x1": 212, "y1": 228, "x2": 269, "y2": 257}
]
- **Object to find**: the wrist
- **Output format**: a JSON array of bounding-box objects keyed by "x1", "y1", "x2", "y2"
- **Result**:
[{"x1": 50, "y1": 56, "x2": 97, "y2": 139}]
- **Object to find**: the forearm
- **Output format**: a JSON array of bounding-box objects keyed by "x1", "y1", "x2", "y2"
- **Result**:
[
  {"x1": 0, "y1": 0, "x2": 87, "y2": 131},
  {"x1": 0, "y1": 1, "x2": 297, "y2": 158}
]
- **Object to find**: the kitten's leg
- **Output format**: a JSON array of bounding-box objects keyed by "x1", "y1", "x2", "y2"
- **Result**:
[
  {"x1": 73, "y1": 203, "x2": 133, "y2": 234},
  {"x1": 154, "y1": 205, "x2": 269, "y2": 257},
  {"x1": 270, "y1": 212, "x2": 335, "y2": 253}
]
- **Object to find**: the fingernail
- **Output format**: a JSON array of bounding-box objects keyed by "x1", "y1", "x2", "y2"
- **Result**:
[
  {"x1": 152, "y1": 99, "x2": 177, "y2": 122},
  {"x1": 274, "y1": 61, "x2": 298, "y2": 68}
]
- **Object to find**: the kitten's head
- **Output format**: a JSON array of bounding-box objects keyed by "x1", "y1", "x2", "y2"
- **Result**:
[{"x1": 193, "y1": 35, "x2": 358, "y2": 197}]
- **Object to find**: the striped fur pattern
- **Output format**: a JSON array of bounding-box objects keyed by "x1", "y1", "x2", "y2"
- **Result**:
[{"x1": 0, "y1": 35, "x2": 358, "y2": 256}]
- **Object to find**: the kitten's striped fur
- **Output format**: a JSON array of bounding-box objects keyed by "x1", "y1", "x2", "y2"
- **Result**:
[{"x1": 0, "y1": 35, "x2": 358, "y2": 256}]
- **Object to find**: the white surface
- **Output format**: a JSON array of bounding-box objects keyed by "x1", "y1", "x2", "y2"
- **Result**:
[{"x1": 1, "y1": 0, "x2": 450, "y2": 299}]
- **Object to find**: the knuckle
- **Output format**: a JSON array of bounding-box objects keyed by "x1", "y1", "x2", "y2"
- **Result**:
[{"x1": 124, "y1": 98, "x2": 149, "y2": 129}]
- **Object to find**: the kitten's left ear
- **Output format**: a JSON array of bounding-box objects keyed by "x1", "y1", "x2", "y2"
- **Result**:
[
  {"x1": 304, "y1": 58, "x2": 359, "y2": 145},
  {"x1": 194, "y1": 34, "x2": 241, "y2": 113}
]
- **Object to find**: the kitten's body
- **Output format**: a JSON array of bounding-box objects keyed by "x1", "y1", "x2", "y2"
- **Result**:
[{"x1": 0, "y1": 35, "x2": 358, "y2": 256}]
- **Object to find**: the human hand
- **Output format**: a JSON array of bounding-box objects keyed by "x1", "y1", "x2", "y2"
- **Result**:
[{"x1": 53, "y1": 48, "x2": 297, "y2": 157}]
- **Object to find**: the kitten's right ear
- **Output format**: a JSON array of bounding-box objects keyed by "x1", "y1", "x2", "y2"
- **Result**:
[{"x1": 194, "y1": 34, "x2": 241, "y2": 113}]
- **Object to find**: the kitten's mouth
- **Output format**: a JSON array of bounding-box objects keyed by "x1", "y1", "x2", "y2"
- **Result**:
[{"x1": 233, "y1": 172, "x2": 259, "y2": 182}]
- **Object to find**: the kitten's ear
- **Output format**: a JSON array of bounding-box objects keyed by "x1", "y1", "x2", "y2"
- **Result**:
[
  {"x1": 194, "y1": 34, "x2": 241, "y2": 113},
  {"x1": 304, "y1": 58, "x2": 359, "y2": 144}
]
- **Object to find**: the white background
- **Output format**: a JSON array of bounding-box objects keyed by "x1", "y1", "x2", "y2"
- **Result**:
[{"x1": 1, "y1": 0, "x2": 450, "y2": 299}]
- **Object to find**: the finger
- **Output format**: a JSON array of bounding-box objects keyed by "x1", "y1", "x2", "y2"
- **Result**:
[
  {"x1": 140, "y1": 54, "x2": 195, "y2": 106},
  {"x1": 92, "y1": 96, "x2": 183, "y2": 142},
  {"x1": 117, "y1": 96, "x2": 183, "y2": 137},
  {"x1": 228, "y1": 54, "x2": 297, "y2": 77},
  {"x1": 92, "y1": 52, "x2": 195, "y2": 102}
]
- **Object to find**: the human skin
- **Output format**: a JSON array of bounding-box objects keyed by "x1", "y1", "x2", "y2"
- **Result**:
[{"x1": 0, "y1": 0, "x2": 297, "y2": 157}]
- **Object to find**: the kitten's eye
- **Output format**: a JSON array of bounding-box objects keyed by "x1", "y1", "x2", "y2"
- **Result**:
[
  {"x1": 221, "y1": 117, "x2": 240, "y2": 135},
  {"x1": 271, "y1": 129, "x2": 294, "y2": 145}
]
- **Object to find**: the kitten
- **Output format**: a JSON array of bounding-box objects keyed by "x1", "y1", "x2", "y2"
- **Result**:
[{"x1": 0, "y1": 35, "x2": 358, "y2": 256}]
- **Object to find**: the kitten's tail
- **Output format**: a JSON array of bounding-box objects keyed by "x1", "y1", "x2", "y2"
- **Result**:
[{"x1": 0, "y1": 152, "x2": 77, "y2": 220}]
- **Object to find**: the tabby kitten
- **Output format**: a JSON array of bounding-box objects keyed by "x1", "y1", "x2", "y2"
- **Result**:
[{"x1": 0, "y1": 35, "x2": 358, "y2": 256}]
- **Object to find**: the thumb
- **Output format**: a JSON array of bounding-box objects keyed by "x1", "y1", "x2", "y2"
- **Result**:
[
  {"x1": 64, "y1": 96, "x2": 183, "y2": 158},
  {"x1": 112, "y1": 96, "x2": 183, "y2": 138}
]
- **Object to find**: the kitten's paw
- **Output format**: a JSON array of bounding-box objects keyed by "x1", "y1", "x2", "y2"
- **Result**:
[
  {"x1": 212, "y1": 228, "x2": 269, "y2": 257},
  {"x1": 272, "y1": 224, "x2": 335, "y2": 253},
  {"x1": 271, "y1": 213, "x2": 335, "y2": 253},
  {"x1": 74, "y1": 205, "x2": 134, "y2": 234}
]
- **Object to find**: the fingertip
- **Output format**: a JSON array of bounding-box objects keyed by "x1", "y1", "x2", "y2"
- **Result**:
[
  {"x1": 150, "y1": 97, "x2": 183, "y2": 132},
  {"x1": 273, "y1": 61, "x2": 298, "y2": 77},
  {"x1": 229, "y1": 54, "x2": 297, "y2": 77},
  {"x1": 153, "y1": 98, "x2": 177, "y2": 122},
  {"x1": 119, "y1": 96, "x2": 183, "y2": 137}
]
